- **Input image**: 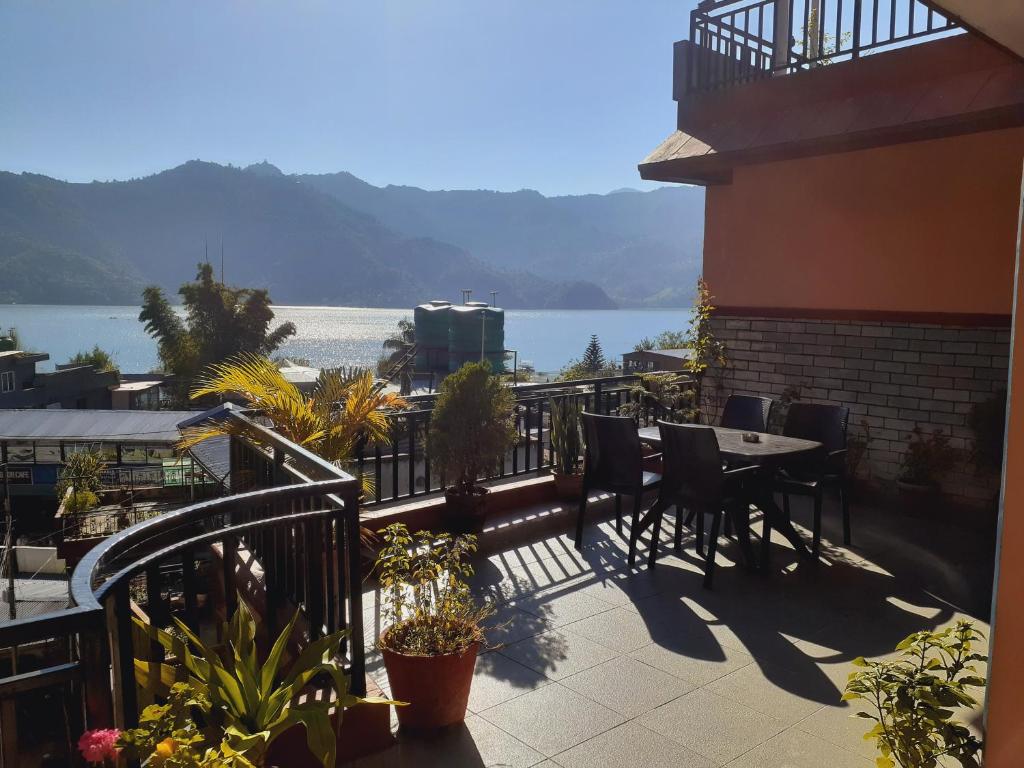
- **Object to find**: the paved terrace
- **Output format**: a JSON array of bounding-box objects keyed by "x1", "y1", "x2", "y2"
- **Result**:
[{"x1": 354, "y1": 492, "x2": 993, "y2": 768}]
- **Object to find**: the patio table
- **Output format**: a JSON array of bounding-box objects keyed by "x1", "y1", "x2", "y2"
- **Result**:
[{"x1": 637, "y1": 425, "x2": 823, "y2": 568}]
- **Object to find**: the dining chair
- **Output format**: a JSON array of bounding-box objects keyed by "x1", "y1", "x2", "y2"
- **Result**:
[
  {"x1": 720, "y1": 394, "x2": 774, "y2": 433},
  {"x1": 640, "y1": 422, "x2": 756, "y2": 588},
  {"x1": 774, "y1": 402, "x2": 850, "y2": 555},
  {"x1": 574, "y1": 412, "x2": 661, "y2": 551}
]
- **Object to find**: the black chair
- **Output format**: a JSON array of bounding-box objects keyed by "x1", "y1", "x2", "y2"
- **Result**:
[
  {"x1": 720, "y1": 394, "x2": 774, "y2": 433},
  {"x1": 774, "y1": 402, "x2": 850, "y2": 555},
  {"x1": 574, "y1": 413, "x2": 661, "y2": 551},
  {"x1": 642, "y1": 422, "x2": 756, "y2": 588}
]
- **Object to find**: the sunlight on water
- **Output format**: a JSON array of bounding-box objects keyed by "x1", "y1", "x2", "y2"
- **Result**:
[{"x1": 0, "y1": 305, "x2": 692, "y2": 374}]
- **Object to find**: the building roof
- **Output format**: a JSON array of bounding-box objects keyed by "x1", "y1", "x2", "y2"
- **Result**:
[
  {"x1": 624, "y1": 348, "x2": 691, "y2": 359},
  {"x1": 0, "y1": 409, "x2": 201, "y2": 443},
  {"x1": 109, "y1": 380, "x2": 163, "y2": 393}
]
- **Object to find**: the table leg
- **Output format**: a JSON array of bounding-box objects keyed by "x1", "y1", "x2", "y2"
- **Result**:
[
  {"x1": 752, "y1": 481, "x2": 812, "y2": 566},
  {"x1": 727, "y1": 502, "x2": 758, "y2": 571}
]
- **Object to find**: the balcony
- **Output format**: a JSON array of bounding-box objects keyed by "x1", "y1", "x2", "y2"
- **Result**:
[{"x1": 681, "y1": 0, "x2": 963, "y2": 94}]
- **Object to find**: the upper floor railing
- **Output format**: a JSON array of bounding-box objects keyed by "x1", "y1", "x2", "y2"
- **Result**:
[
  {"x1": 0, "y1": 410, "x2": 363, "y2": 767},
  {"x1": 684, "y1": 0, "x2": 962, "y2": 92},
  {"x1": 356, "y1": 373, "x2": 700, "y2": 506}
]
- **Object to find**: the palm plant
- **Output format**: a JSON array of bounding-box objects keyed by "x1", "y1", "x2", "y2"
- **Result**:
[{"x1": 179, "y1": 353, "x2": 407, "y2": 491}]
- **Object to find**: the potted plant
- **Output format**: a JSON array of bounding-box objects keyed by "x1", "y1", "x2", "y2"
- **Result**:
[
  {"x1": 375, "y1": 523, "x2": 493, "y2": 731},
  {"x1": 549, "y1": 395, "x2": 584, "y2": 500},
  {"x1": 843, "y1": 620, "x2": 987, "y2": 768},
  {"x1": 428, "y1": 362, "x2": 517, "y2": 533},
  {"x1": 897, "y1": 426, "x2": 958, "y2": 516}
]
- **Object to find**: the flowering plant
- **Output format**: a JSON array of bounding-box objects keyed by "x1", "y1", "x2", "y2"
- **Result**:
[{"x1": 78, "y1": 728, "x2": 121, "y2": 766}]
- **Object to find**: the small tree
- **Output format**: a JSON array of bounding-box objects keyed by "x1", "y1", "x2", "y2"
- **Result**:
[
  {"x1": 67, "y1": 346, "x2": 119, "y2": 375},
  {"x1": 580, "y1": 335, "x2": 606, "y2": 373},
  {"x1": 684, "y1": 277, "x2": 728, "y2": 420},
  {"x1": 429, "y1": 362, "x2": 517, "y2": 495},
  {"x1": 56, "y1": 450, "x2": 106, "y2": 512}
]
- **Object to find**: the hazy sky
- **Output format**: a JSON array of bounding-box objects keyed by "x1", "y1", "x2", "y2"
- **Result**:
[{"x1": 0, "y1": 1, "x2": 696, "y2": 196}]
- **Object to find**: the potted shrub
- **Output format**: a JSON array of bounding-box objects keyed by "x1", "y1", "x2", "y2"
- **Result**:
[
  {"x1": 843, "y1": 620, "x2": 987, "y2": 768},
  {"x1": 375, "y1": 523, "x2": 493, "y2": 731},
  {"x1": 897, "y1": 426, "x2": 958, "y2": 516},
  {"x1": 429, "y1": 362, "x2": 517, "y2": 533},
  {"x1": 549, "y1": 395, "x2": 584, "y2": 500}
]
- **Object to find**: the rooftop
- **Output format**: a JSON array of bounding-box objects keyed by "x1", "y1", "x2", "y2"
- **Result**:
[
  {"x1": 0, "y1": 408, "x2": 199, "y2": 442},
  {"x1": 356, "y1": 491, "x2": 991, "y2": 767}
]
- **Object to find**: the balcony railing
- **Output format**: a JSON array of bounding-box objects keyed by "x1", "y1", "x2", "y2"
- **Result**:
[
  {"x1": 685, "y1": 0, "x2": 962, "y2": 92},
  {"x1": 356, "y1": 373, "x2": 700, "y2": 506},
  {"x1": 0, "y1": 410, "x2": 363, "y2": 767}
]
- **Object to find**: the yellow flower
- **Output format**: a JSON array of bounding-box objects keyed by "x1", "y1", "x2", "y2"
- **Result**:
[{"x1": 151, "y1": 737, "x2": 177, "y2": 764}]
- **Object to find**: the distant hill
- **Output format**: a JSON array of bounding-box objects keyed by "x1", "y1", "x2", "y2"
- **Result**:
[
  {"x1": 297, "y1": 171, "x2": 705, "y2": 307},
  {"x1": 0, "y1": 160, "x2": 703, "y2": 308}
]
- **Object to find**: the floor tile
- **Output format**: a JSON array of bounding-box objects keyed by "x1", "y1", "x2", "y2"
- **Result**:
[
  {"x1": 351, "y1": 714, "x2": 545, "y2": 768},
  {"x1": 483, "y1": 604, "x2": 553, "y2": 649},
  {"x1": 551, "y1": 720, "x2": 716, "y2": 768},
  {"x1": 629, "y1": 636, "x2": 754, "y2": 687},
  {"x1": 725, "y1": 726, "x2": 870, "y2": 767},
  {"x1": 479, "y1": 683, "x2": 625, "y2": 757},
  {"x1": 559, "y1": 657, "x2": 694, "y2": 717},
  {"x1": 639, "y1": 687, "x2": 787, "y2": 764},
  {"x1": 795, "y1": 700, "x2": 878, "y2": 760},
  {"x1": 705, "y1": 659, "x2": 833, "y2": 726},
  {"x1": 468, "y1": 650, "x2": 552, "y2": 713},
  {"x1": 561, "y1": 607, "x2": 658, "y2": 653},
  {"x1": 513, "y1": 589, "x2": 616, "y2": 627},
  {"x1": 500, "y1": 628, "x2": 618, "y2": 681}
]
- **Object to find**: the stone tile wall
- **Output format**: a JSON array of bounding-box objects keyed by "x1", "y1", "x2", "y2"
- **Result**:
[{"x1": 707, "y1": 315, "x2": 1010, "y2": 505}]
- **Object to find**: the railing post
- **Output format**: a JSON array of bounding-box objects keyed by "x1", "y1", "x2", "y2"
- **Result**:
[
  {"x1": 852, "y1": 0, "x2": 862, "y2": 57},
  {"x1": 340, "y1": 486, "x2": 365, "y2": 696},
  {"x1": 594, "y1": 382, "x2": 604, "y2": 414},
  {"x1": 81, "y1": 615, "x2": 115, "y2": 729},
  {"x1": 772, "y1": 0, "x2": 791, "y2": 72}
]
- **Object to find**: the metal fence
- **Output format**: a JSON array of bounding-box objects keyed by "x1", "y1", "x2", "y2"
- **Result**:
[
  {"x1": 0, "y1": 411, "x2": 363, "y2": 767},
  {"x1": 686, "y1": 0, "x2": 961, "y2": 92}
]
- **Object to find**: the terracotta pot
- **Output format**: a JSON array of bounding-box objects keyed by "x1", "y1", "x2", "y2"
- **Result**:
[
  {"x1": 442, "y1": 486, "x2": 489, "y2": 533},
  {"x1": 552, "y1": 471, "x2": 584, "y2": 501},
  {"x1": 897, "y1": 480, "x2": 940, "y2": 518},
  {"x1": 381, "y1": 641, "x2": 480, "y2": 731}
]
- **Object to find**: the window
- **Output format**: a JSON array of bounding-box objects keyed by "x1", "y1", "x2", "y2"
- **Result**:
[{"x1": 0, "y1": 371, "x2": 14, "y2": 393}]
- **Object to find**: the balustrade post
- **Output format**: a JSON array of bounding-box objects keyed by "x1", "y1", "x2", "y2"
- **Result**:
[
  {"x1": 340, "y1": 486, "x2": 365, "y2": 696},
  {"x1": 852, "y1": 0, "x2": 862, "y2": 57},
  {"x1": 772, "y1": 0, "x2": 792, "y2": 72}
]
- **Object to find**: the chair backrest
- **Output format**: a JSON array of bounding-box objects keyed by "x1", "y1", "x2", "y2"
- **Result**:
[
  {"x1": 657, "y1": 421, "x2": 723, "y2": 504},
  {"x1": 720, "y1": 394, "x2": 774, "y2": 433},
  {"x1": 782, "y1": 402, "x2": 849, "y2": 452},
  {"x1": 581, "y1": 412, "x2": 643, "y2": 490}
]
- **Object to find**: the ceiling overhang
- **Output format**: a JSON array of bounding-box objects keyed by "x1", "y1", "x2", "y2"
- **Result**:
[{"x1": 927, "y1": 0, "x2": 1024, "y2": 59}]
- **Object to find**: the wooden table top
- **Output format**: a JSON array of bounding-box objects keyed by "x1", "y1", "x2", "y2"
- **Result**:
[{"x1": 637, "y1": 425, "x2": 822, "y2": 461}]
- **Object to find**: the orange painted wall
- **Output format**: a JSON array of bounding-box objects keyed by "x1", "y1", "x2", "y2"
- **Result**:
[
  {"x1": 985, "y1": 167, "x2": 1024, "y2": 767},
  {"x1": 703, "y1": 127, "x2": 1024, "y2": 317}
]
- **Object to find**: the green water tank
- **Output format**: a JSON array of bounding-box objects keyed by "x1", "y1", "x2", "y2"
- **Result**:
[
  {"x1": 448, "y1": 303, "x2": 505, "y2": 372},
  {"x1": 413, "y1": 300, "x2": 451, "y2": 371}
]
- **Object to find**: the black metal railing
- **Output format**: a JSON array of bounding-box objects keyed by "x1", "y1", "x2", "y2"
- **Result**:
[
  {"x1": 355, "y1": 373, "x2": 700, "y2": 506},
  {"x1": 685, "y1": 0, "x2": 961, "y2": 92},
  {"x1": 0, "y1": 411, "x2": 363, "y2": 767}
]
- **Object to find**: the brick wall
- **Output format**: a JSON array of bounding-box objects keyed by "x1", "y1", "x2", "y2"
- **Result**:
[{"x1": 708, "y1": 315, "x2": 1010, "y2": 505}]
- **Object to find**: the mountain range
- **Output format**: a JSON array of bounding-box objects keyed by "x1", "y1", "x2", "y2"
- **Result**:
[{"x1": 0, "y1": 161, "x2": 704, "y2": 309}]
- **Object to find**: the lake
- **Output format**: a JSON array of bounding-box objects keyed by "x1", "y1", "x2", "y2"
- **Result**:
[{"x1": 0, "y1": 305, "x2": 692, "y2": 374}]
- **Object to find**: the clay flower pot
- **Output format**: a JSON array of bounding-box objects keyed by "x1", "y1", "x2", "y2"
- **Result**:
[
  {"x1": 552, "y1": 471, "x2": 584, "y2": 501},
  {"x1": 381, "y1": 641, "x2": 480, "y2": 731},
  {"x1": 442, "y1": 486, "x2": 489, "y2": 533}
]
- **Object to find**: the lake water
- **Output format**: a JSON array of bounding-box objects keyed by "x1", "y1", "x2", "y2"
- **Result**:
[{"x1": 0, "y1": 305, "x2": 692, "y2": 374}]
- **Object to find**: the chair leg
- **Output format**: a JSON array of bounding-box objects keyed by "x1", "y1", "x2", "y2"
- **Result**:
[
  {"x1": 703, "y1": 508, "x2": 722, "y2": 589},
  {"x1": 723, "y1": 514, "x2": 734, "y2": 539},
  {"x1": 674, "y1": 506, "x2": 684, "y2": 551},
  {"x1": 627, "y1": 486, "x2": 643, "y2": 567},
  {"x1": 648, "y1": 502, "x2": 668, "y2": 569},
  {"x1": 683, "y1": 508, "x2": 696, "y2": 528},
  {"x1": 840, "y1": 478, "x2": 851, "y2": 546},
  {"x1": 574, "y1": 483, "x2": 589, "y2": 550},
  {"x1": 615, "y1": 494, "x2": 623, "y2": 535},
  {"x1": 696, "y1": 508, "x2": 706, "y2": 558},
  {"x1": 812, "y1": 489, "x2": 823, "y2": 556},
  {"x1": 782, "y1": 492, "x2": 791, "y2": 520}
]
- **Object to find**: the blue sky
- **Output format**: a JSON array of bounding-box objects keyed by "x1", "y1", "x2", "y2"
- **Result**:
[{"x1": 0, "y1": 1, "x2": 696, "y2": 195}]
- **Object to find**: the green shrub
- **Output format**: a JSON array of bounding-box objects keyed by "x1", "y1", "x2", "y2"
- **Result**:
[
  {"x1": 65, "y1": 490, "x2": 100, "y2": 513},
  {"x1": 843, "y1": 620, "x2": 986, "y2": 768},
  {"x1": 428, "y1": 362, "x2": 516, "y2": 494},
  {"x1": 549, "y1": 396, "x2": 583, "y2": 475}
]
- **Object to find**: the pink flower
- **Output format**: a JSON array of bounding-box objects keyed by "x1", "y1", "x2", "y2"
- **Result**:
[{"x1": 77, "y1": 728, "x2": 121, "y2": 765}]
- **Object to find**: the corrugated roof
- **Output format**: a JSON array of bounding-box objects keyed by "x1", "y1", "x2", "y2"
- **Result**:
[{"x1": 0, "y1": 409, "x2": 201, "y2": 442}]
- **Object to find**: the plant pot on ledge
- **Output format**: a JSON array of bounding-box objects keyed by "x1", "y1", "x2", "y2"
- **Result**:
[
  {"x1": 443, "y1": 485, "x2": 489, "y2": 534},
  {"x1": 897, "y1": 479, "x2": 941, "y2": 518},
  {"x1": 552, "y1": 470, "x2": 584, "y2": 501}
]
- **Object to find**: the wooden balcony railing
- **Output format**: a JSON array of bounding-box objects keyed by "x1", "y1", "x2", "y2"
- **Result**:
[
  {"x1": 684, "y1": 0, "x2": 962, "y2": 92},
  {"x1": 0, "y1": 410, "x2": 363, "y2": 767}
]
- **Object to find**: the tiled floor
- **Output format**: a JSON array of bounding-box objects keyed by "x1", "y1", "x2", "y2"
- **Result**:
[{"x1": 352, "y1": 492, "x2": 992, "y2": 767}]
